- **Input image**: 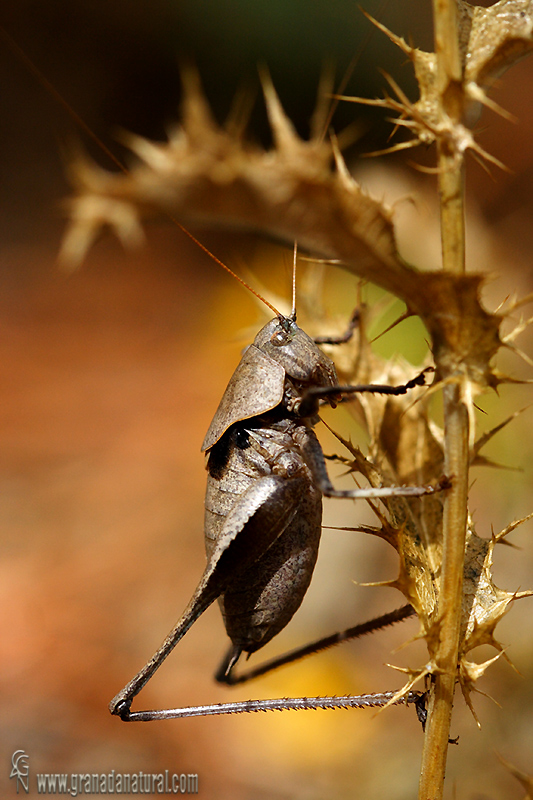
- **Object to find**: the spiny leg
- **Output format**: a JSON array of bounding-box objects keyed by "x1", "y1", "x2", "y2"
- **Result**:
[
  {"x1": 120, "y1": 690, "x2": 424, "y2": 721},
  {"x1": 293, "y1": 367, "x2": 451, "y2": 500},
  {"x1": 296, "y1": 422, "x2": 448, "y2": 501},
  {"x1": 298, "y1": 366, "x2": 435, "y2": 418}
]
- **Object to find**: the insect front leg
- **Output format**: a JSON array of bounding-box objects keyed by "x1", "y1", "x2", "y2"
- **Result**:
[{"x1": 298, "y1": 367, "x2": 435, "y2": 419}]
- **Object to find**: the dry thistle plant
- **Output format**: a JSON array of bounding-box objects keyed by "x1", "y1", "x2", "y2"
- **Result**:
[{"x1": 60, "y1": 1, "x2": 533, "y2": 798}]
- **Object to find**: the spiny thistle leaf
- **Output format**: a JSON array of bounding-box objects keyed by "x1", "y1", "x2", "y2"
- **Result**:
[
  {"x1": 463, "y1": 0, "x2": 533, "y2": 90},
  {"x1": 61, "y1": 71, "x2": 504, "y2": 391},
  {"x1": 341, "y1": 1, "x2": 533, "y2": 180},
  {"x1": 317, "y1": 301, "x2": 531, "y2": 702}
]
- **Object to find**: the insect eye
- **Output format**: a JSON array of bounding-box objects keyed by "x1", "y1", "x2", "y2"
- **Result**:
[{"x1": 235, "y1": 428, "x2": 250, "y2": 449}]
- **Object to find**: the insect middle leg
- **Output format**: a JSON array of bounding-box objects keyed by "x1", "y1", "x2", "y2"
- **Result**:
[{"x1": 294, "y1": 420, "x2": 446, "y2": 502}]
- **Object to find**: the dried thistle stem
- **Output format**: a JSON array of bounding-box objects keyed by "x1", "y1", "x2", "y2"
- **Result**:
[
  {"x1": 419, "y1": 2, "x2": 469, "y2": 798},
  {"x1": 433, "y1": 0, "x2": 463, "y2": 95},
  {"x1": 438, "y1": 162, "x2": 465, "y2": 275},
  {"x1": 434, "y1": 0, "x2": 465, "y2": 276},
  {"x1": 419, "y1": 392, "x2": 469, "y2": 799}
]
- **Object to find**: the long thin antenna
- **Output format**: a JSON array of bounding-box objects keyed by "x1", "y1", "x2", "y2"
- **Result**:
[
  {"x1": 171, "y1": 219, "x2": 281, "y2": 316},
  {"x1": 2, "y1": 24, "x2": 282, "y2": 319},
  {"x1": 290, "y1": 241, "x2": 298, "y2": 321},
  {"x1": 0, "y1": 26, "x2": 125, "y2": 175}
]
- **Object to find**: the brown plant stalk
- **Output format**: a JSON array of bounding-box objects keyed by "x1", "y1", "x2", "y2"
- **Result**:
[{"x1": 419, "y1": 1, "x2": 468, "y2": 797}]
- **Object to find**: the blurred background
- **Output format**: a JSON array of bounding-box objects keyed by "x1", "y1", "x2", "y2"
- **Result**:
[{"x1": 1, "y1": 1, "x2": 532, "y2": 798}]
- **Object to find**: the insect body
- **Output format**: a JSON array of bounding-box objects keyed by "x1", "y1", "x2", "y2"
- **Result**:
[
  {"x1": 110, "y1": 311, "x2": 440, "y2": 720},
  {"x1": 203, "y1": 316, "x2": 337, "y2": 679}
]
